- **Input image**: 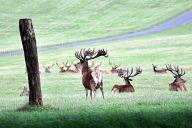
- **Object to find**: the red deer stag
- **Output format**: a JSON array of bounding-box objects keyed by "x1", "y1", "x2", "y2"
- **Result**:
[
  {"x1": 43, "y1": 64, "x2": 54, "y2": 73},
  {"x1": 63, "y1": 61, "x2": 78, "y2": 73},
  {"x1": 56, "y1": 62, "x2": 66, "y2": 73},
  {"x1": 166, "y1": 65, "x2": 187, "y2": 91},
  {"x1": 112, "y1": 67, "x2": 142, "y2": 93},
  {"x1": 74, "y1": 48, "x2": 108, "y2": 99},
  {"x1": 152, "y1": 64, "x2": 167, "y2": 73},
  {"x1": 20, "y1": 86, "x2": 29, "y2": 96}
]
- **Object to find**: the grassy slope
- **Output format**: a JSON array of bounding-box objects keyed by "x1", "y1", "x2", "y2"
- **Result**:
[
  {"x1": 0, "y1": 29, "x2": 192, "y2": 127},
  {"x1": 0, "y1": 0, "x2": 192, "y2": 50}
]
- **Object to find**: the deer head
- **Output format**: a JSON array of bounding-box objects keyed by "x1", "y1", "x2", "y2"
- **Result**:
[
  {"x1": 166, "y1": 64, "x2": 186, "y2": 83},
  {"x1": 20, "y1": 86, "x2": 29, "y2": 96},
  {"x1": 118, "y1": 67, "x2": 142, "y2": 84},
  {"x1": 74, "y1": 48, "x2": 108, "y2": 71}
]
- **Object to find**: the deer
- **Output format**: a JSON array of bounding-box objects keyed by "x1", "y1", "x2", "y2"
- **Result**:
[
  {"x1": 166, "y1": 65, "x2": 187, "y2": 91},
  {"x1": 20, "y1": 86, "x2": 29, "y2": 96},
  {"x1": 74, "y1": 48, "x2": 108, "y2": 99},
  {"x1": 152, "y1": 64, "x2": 167, "y2": 73},
  {"x1": 43, "y1": 64, "x2": 54, "y2": 73},
  {"x1": 63, "y1": 61, "x2": 79, "y2": 73},
  {"x1": 56, "y1": 61, "x2": 66, "y2": 73},
  {"x1": 112, "y1": 67, "x2": 142, "y2": 93}
]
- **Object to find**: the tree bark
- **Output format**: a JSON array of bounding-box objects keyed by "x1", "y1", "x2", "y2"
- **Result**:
[{"x1": 19, "y1": 19, "x2": 43, "y2": 106}]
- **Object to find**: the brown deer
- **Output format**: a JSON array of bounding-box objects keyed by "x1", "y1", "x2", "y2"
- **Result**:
[
  {"x1": 166, "y1": 65, "x2": 187, "y2": 91},
  {"x1": 43, "y1": 64, "x2": 54, "y2": 73},
  {"x1": 112, "y1": 67, "x2": 142, "y2": 93},
  {"x1": 152, "y1": 64, "x2": 167, "y2": 73},
  {"x1": 20, "y1": 86, "x2": 29, "y2": 96},
  {"x1": 56, "y1": 62, "x2": 66, "y2": 73},
  {"x1": 63, "y1": 61, "x2": 79, "y2": 73},
  {"x1": 74, "y1": 48, "x2": 108, "y2": 99}
]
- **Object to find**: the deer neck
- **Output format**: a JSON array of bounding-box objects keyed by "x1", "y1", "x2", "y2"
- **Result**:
[
  {"x1": 124, "y1": 78, "x2": 131, "y2": 85},
  {"x1": 82, "y1": 61, "x2": 90, "y2": 74}
]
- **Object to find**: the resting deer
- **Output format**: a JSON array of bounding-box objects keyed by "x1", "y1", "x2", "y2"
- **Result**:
[
  {"x1": 56, "y1": 62, "x2": 66, "y2": 73},
  {"x1": 63, "y1": 61, "x2": 78, "y2": 73},
  {"x1": 112, "y1": 67, "x2": 142, "y2": 93},
  {"x1": 152, "y1": 64, "x2": 167, "y2": 73},
  {"x1": 166, "y1": 65, "x2": 187, "y2": 91},
  {"x1": 43, "y1": 64, "x2": 54, "y2": 73},
  {"x1": 74, "y1": 48, "x2": 108, "y2": 99},
  {"x1": 20, "y1": 86, "x2": 29, "y2": 96}
]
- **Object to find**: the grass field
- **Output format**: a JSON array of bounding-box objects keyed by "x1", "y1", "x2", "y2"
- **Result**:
[
  {"x1": 0, "y1": 29, "x2": 192, "y2": 127},
  {"x1": 0, "y1": 0, "x2": 192, "y2": 50},
  {"x1": 1, "y1": 0, "x2": 192, "y2": 128}
]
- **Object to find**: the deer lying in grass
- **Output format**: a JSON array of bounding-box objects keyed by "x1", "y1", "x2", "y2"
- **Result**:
[
  {"x1": 74, "y1": 48, "x2": 108, "y2": 99},
  {"x1": 20, "y1": 86, "x2": 29, "y2": 96},
  {"x1": 166, "y1": 65, "x2": 187, "y2": 91},
  {"x1": 63, "y1": 61, "x2": 78, "y2": 73},
  {"x1": 112, "y1": 67, "x2": 142, "y2": 93},
  {"x1": 152, "y1": 64, "x2": 167, "y2": 73},
  {"x1": 56, "y1": 62, "x2": 66, "y2": 73},
  {"x1": 43, "y1": 64, "x2": 54, "y2": 73}
]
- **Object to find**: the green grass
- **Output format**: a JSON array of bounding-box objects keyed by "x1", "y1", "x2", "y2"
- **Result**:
[
  {"x1": 0, "y1": 32, "x2": 192, "y2": 127},
  {"x1": 0, "y1": 0, "x2": 192, "y2": 50},
  {"x1": 1, "y1": 1, "x2": 192, "y2": 127}
]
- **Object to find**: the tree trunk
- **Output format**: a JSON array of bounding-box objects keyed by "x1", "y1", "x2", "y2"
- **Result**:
[{"x1": 19, "y1": 19, "x2": 43, "y2": 106}]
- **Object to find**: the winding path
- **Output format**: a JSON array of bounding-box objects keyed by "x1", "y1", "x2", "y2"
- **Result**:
[{"x1": 1, "y1": 10, "x2": 192, "y2": 57}]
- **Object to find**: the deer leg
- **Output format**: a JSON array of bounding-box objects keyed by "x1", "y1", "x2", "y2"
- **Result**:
[
  {"x1": 90, "y1": 81, "x2": 96, "y2": 99},
  {"x1": 99, "y1": 82, "x2": 104, "y2": 99},
  {"x1": 85, "y1": 89, "x2": 88, "y2": 99},
  {"x1": 90, "y1": 90, "x2": 92, "y2": 99}
]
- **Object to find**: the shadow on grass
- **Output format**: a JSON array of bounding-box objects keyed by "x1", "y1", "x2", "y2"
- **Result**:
[
  {"x1": 17, "y1": 103, "x2": 59, "y2": 112},
  {"x1": 0, "y1": 104, "x2": 192, "y2": 128}
]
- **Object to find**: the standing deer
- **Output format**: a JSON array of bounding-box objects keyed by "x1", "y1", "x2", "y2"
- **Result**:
[
  {"x1": 74, "y1": 48, "x2": 108, "y2": 99},
  {"x1": 152, "y1": 64, "x2": 167, "y2": 73},
  {"x1": 112, "y1": 67, "x2": 142, "y2": 93},
  {"x1": 43, "y1": 64, "x2": 54, "y2": 73},
  {"x1": 166, "y1": 65, "x2": 187, "y2": 91},
  {"x1": 20, "y1": 86, "x2": 29, "y2": 96},
  {"x1": 63, "y1": 61, "x2": 78, "y2": 73}
]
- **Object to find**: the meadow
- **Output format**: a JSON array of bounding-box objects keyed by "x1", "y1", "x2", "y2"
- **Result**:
[
  {"x1": 0, "y1": 0, "x2": 192, "y2": 50},
  {"x1": 0, "y1": 0, "x2": 192, "y2": 128}
]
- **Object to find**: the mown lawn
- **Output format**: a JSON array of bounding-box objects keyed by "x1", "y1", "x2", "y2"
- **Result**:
[
  {"x1": 0, "y1": 30, "x2": 192, "y2": 127},
  {"x1": 0, "y1": 0, "x2": 192, "y2": 50}
]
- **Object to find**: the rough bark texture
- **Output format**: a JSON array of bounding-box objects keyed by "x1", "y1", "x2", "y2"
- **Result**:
[{"x1": 19, "y1": 19, "x2": 43, "y2": 106}]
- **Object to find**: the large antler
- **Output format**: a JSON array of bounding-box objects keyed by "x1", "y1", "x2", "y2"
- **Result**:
[
  {"x1": 75, "y1": 48, "x2": 108, "y2": 61},
  {"x1": 118, "y1": 67, "x2": 142, "y2": 78},
  {"x1": 128, "y1": 67, "x2": 142, "y2": 78},
  {"x1": 166, "y1": 64, "x2": 185, "y2": 77}
]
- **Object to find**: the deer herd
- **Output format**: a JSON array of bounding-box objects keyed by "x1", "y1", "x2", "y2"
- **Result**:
[{"x1": 20, "y1": 48, "x2": 188, "y2": 99}]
